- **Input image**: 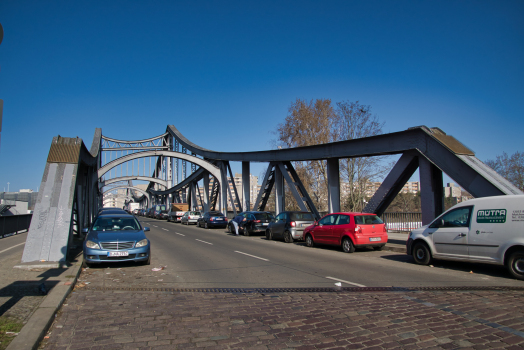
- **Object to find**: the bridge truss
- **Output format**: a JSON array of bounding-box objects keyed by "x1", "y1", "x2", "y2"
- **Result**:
[{"x1": 20, "y1": 125, "x2": 523, "y2": 265}]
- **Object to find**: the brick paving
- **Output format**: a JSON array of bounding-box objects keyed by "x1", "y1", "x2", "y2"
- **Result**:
[{"x1": 39, "y1": 285, "x2": 524, "y2": 349}]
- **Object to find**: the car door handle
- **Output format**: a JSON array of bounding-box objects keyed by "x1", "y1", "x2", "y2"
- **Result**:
[{"x1": 458, "y1": 233, "x2": 467, "y2": 237}]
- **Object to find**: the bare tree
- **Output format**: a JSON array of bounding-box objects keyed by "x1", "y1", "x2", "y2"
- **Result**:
[
  {"x1": 485, "y1": 151, "x2": 524, "y2": 191},
  {"x1": 275, "y1": 98, "x2": 336, "y2": 211},
  {"x1": 334, "y1": 101, "x2": 391, "y2": 212},
  {"x1": 274, "y1": 99, "x2": 391, "y2": 212}
]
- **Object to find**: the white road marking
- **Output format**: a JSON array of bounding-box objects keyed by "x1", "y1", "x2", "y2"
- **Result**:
[
  {"x1": 195, "y1": 239, "x2": 213, "y2": 245},
  {"x1": 175, "y1": 232, "x2": 185, "y2": 236},
  {"x1": 162, "y1": 228, "x2": 169, "y2": 231},
  {"x1": 234, "y1": 251, "x2": 269, "y2": 261},
  {"x1": 0, "y1": 242, "x2": 25, "y2": 254},
  {"x1": 325, "y1": 276, "x2": 366, "y2": 287},
  {"x1": 153, "y1": 225, "x2": 158, "y2": 227}
]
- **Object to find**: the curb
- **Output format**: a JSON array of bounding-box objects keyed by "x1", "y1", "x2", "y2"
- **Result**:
[{"x1": 6, "y1": 257, "x2": 83, "y2": 350}]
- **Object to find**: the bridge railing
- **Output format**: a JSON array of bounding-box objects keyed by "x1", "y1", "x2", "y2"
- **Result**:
[
  {"x1": 381, "y1": 212, "x2": 422, "y2": 232},
  {"x1": 1, "y1": 214, "x2": 33, "y2": 238}
]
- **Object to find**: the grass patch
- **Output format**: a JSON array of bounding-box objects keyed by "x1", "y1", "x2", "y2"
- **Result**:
[{"x1": 0, "y1": 316, "x2": 24, "y2": 350}]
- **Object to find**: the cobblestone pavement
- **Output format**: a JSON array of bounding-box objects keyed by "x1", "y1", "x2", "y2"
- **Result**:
[{"x1": 39, "y1": 279, "x2": 524, "y2": 349}]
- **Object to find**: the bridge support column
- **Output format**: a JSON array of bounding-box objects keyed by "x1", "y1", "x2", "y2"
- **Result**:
[
  {"x1": 219, "y1": 162, "x2": 228, "y2": 215},
  {"x1": 327, "y1": 158, "x2": 340, "y2": 214},
  {"x1": 203, "y1": 171, "x2": 210, "y2": 213},
  {"x1": 419, "y1": 156, "x2": 444, "y2": 225},
  {"x1": 275, "y1": 164, "x2": 285, "y2": 214},
  {"x1": 242, "y1": 162, "x2": 250, "y2": 211}
]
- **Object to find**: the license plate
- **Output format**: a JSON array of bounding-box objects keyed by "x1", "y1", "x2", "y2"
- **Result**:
[
  {"x1": 108, "y1": 251, "x2": 129, "y2": 257},
  {"x1": 215, "y1": 218, "x2": 223, "y2": 221},
  {"x1": 369, "y1": 237, "x2": 381, "y2": 242},
  {"x1": 262, "y1": 223, "x2": 268, "y2": 226}
]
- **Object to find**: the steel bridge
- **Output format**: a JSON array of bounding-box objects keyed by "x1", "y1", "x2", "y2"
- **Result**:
[{"x1": 21, "y1": 125, "x2": 522, "y2": 265}]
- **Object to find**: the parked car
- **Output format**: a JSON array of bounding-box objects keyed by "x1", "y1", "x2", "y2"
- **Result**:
[
  {"x1": 304, "y1": 212, "x2": 388, "y2": 253},
  {"x1": 197, "y1": 211, "x2": 228, "y2": 229},
  {"x1": 181, "y1": 211, "x2": 201, "y2": 225},
  {"x1": 266, "y1": 211, "x2": 316, "y2": 243},
  {"x1": 407, "y1": 194, "x2": 524, "y2": 280},
  {"x1": 154, "y1": 210, "x2": 169, "y2": 220},
  {"x1": 167, "y1": 208, "x2": 187, "y2": 223},
  {"x1": 227, "y1": 211, "x2": 275, "y2": 236},
  {"x1": 82, "y1": 214, "x2": 151, "y2": 267}
]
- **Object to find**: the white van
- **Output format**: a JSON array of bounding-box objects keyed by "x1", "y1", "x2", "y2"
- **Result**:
[{"x1": 406, "y1": 195, "x2": 524, "y2": 280}]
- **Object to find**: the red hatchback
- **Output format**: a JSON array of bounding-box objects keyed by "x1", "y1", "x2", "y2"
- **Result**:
[{"x1": 303, "y1": 212, "x2": 388, "y2": 253}]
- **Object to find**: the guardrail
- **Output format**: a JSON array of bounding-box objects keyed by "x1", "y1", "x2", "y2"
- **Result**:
[
  {"x1": 0, "y1": 214, "x2": 32, "y2": 238},
  {"x1": 381, "y1": 212, "x2": 422, "y2": 232}
]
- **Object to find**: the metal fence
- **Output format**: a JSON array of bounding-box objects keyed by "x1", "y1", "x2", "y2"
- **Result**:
[
  {"x1": 381, "y1": 212, "x2": 422, "y2": 232},
  {"x1": 0, "y1": 214, "x2": 33, "y2": 238}
]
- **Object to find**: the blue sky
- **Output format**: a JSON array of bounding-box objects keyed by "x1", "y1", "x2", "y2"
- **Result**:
[{"x1": 0, "y1": 0, "x2": 523, "y2": 192}]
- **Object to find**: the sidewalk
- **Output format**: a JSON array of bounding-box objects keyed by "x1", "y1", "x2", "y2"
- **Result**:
[
  {"x1": 1, "y1": 241, "x2": 82, "y2": 350},
  {"x1": 383, "y1": 231, "x2": 409, "y2": 253}
]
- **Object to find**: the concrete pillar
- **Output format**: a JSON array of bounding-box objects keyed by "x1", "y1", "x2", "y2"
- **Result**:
[
  {"x1": 419, "y1": 156, "x2": 444, "y2": 225},
  {"x1": 242, "y1": 162, "x2": 250, "y2": 211},
  {"x1": 275, "y1": 165, "x2": 284, "y2": 214},
  {"x1": 219, "y1": 162, "x2": 229, "y2": 215},
  {"x1": 327, "y1": 158, "x2": 340, "y2": 213}
]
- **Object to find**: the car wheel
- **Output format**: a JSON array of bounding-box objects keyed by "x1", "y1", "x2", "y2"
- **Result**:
[
  {"x1": 373, "y1": 245, "x2": 385, "y2": 251},
  {"x1": 507, "y1": 251, "x2": 524, "y2": 280},
  {"x1": 342, "y1": 237, "x2": 355, "y2": 253},
  {"x1": 265, "y1": 229, "x2": 272, "y2": 240},
  {"x1": 305, "y1": 234, "x2": 314, "y2": 247},
  {"x1": 205, "y1": 222, "x2": 209, "y2": 229},
  {"x1": 244, "y1": 226, "x2": 251, "y2": 236},
  {"x1": 412, "y1": 242, "x2": 432, "y2": 265},
  {"x1": 82, "y1": 259, "x2": 90, "y2": 268},
  {"x1": 284, "y1": 231, "x2": 294, "y2": 243},
  {"x1": 227, "y1": 224, "x2": 232, "y2": 233},
  {"x1": 144, "y1": 254, "x2": 151, "y2": 266}
]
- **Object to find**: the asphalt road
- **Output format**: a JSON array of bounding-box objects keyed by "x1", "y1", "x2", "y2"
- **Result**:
[
  {"x1": 136, "y1": 217, "x2": 524, "y2": 288},
  {"x1": 0, "y1": 231, "x2": 27, "y2": 259}
]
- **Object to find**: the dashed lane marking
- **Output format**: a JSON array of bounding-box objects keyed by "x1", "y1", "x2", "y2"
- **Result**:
[
  {"x1": 234, "y1": 251, "x2": 269, "y2": 261},
  {"x1": 175, "y1": 232, "x2": 185, "y2": 236},
  {"x1": 325, "y1": 276, "x2": 366, "y2": 287},
  {"x1": 195, "y1": 239, "x2": 213, "y2": 245},
  {"x1": 162, "y1": 228, "x2": 169, "y2": 231}
]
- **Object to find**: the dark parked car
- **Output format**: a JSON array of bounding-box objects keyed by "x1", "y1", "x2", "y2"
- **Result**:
[
  {"x1": 197, "y1": 211, "x2": 228, "y2": 229},
  {"x1": 266, "y1": 211, "x2": 316, "y2": 243},
  {"x1": 82, "y1": 214, "x2": 151, "y2": 267},
  {"x1": 155, "y1": 210, "x2": 169, "y2": 220},
  {"x1": 227, "y1": 211, "x2": 275, "y2": 236}
]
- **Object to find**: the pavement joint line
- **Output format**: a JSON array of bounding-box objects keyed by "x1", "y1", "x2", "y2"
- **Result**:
[
  {"x1": 0, "y1": 242, "x2": 25, "y2": 254},
  {"x1": 234, "y1": 251, "x2": 269, "y2": 261},
  {"x1": 402, "y1": 295, "x2": 524, "y2": 339},
  {"x1": 325, "y1": 276, "x2": 366, "y2": 287},
  {"x1": 195, "y1": 239, "x2": 213, "y2": 245}
]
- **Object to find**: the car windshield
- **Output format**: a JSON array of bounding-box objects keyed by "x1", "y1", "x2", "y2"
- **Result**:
[
  {"x1": 354, "y1": 215, "x2": 383, "y2": 225},
  {"x1": 190, "y1": 211, "x2": 200, "y2": 215},
  {"x1": 291, "y1": 212, "x2": 315, "y2": 221},
  {"x1": 92, "y1": 217, "x2": 141, "y2": 231},
  {"x1": 209, "y1": 212, "x2": 224, "y2": 216},
  {"x1": 253, "y1": 213, "x2": 274, "y2": 220}
]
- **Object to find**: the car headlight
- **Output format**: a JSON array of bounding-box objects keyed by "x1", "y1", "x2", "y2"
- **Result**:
[
  {"x1": 135, "y1": 239, "x2": 148, "y2": 248},
  {"x1": 86, "y1": 240, "x2": 100, "y2": 249}
]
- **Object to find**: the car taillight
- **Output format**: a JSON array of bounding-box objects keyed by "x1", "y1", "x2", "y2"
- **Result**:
[
  {"x1": 254, "y1": 220, "x2": 261, "y2": 223},
  {"x1": 210, "y1": 218, "x2": 214, "y2": 221},
  {"x1": 383, "y1": 225, "x2": 387, "y2": 232},
  {"x1": 355, "y1": 226, "x2": 362, "y2": 233},
  {"x1": 290, "y1": 221, "x2": 296, "y2": 227}
]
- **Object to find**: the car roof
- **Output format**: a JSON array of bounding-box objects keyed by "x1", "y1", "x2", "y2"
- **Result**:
[{"x1": 96, "y1": 213, "x2": 135, "y2": 219}]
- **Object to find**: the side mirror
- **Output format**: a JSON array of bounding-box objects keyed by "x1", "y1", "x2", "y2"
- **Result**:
[
  {"x1": 82, "y1": 228, "x2": 89, "y2": 234},
  {"x1": 314, "y1": 221, "x2": 319, "y2": 226},
  {"x1": 144, "y1": 227, "x2": 150, "y2": 232}
]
